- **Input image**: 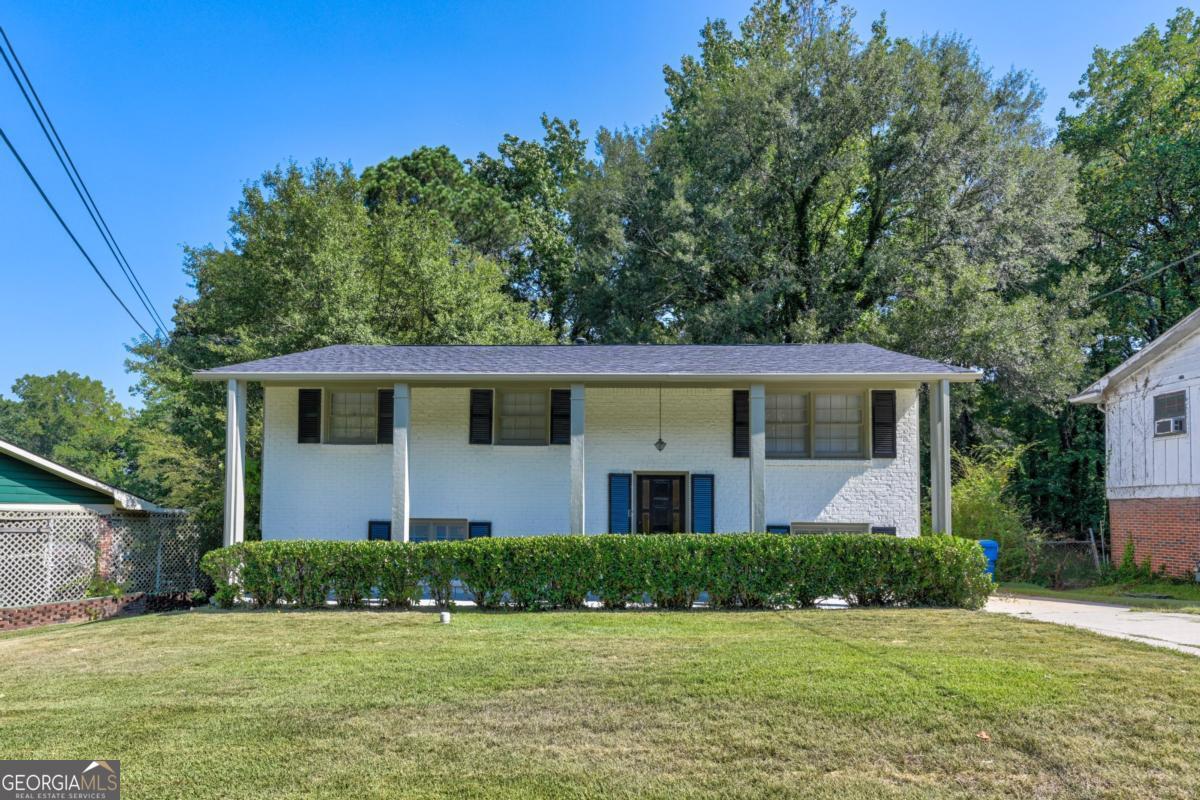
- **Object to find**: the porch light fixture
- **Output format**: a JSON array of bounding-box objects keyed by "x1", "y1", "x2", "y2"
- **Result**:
[{"x1": 655, "y1": 386, "x2": 667, "y2": 451}]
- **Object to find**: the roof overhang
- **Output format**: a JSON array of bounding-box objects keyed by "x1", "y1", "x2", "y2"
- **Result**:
[
  {"x1": 194, "y1": 370, "x2": 983, "y2": 384},
  {"x1": 0, "y1": 438, "x2": 165, "y2": 512},
  {"x1": 1070, "y1": 304, "x2": 1200, "y2": 405}
]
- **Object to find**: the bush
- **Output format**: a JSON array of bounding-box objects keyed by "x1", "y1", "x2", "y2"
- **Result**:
[
  {"x1": 200, "y1": 533, "x2": 992, "y2": 611},
  {"x1": 943, "y1": 445, "x2": 1042, "y2": 582}
]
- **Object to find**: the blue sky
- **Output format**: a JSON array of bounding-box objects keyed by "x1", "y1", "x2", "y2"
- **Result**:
[{"x1": 0, "y1": 0, "x2": 1183, "y2": 405}]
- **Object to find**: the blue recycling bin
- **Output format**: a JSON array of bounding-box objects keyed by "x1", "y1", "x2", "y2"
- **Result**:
[{"x1": 978, "y1": 539, "x2": 999, "y2": 578}]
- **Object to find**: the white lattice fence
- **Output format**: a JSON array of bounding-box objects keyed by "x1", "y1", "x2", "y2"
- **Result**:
[{"x1": 0, "y1": 511, "x2": 204, "y2": 608}]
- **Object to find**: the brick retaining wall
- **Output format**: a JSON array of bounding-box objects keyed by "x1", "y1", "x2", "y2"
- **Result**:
[
  {"x1": 1110, "y1": 497, "x2": 1200, "y2": 578},
  {"x1": 0, "y1": 592, "x2": 197, "y2": 631}
]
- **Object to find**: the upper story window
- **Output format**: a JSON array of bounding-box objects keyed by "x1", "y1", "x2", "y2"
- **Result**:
[
  {"x1": 497, "y1": 389, "x2": 547, "y2": 445},
  {"x1": 1154, "y1": 390, "x2": 1187, "y2": 436},
  {"x1": 764, "y1": 391, "x2": 866, "y2": 459},
  {"x1": 766, "y1": 393, "x2": 809, "y2": 458},
  {"x1": 327, "y1": 391, "x2": 377, "y2": 444},
  {"x1": 814, "y1": 392, "x2": 865, "y2": 457}
]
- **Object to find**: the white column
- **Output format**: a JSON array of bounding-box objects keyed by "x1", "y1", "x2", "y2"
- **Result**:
[
  {"x1": 929, "y1": 379, "x2": 952, "y2": 534},
  {"x1": 749, "y1": 383, "x2": 766, "y2": 532},
  {"x1": 391, "y1": 383, "x2": 411, "y2": 542},
  {"x1": 223, "y1": 378, "x2": 246, "y2": 546},
  {"x1": 570, "y1": 383, "x2": 586, "y2": 534}
]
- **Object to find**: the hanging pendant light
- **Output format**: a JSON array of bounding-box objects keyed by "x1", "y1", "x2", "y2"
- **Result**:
[{"x1": 655, "y1": 385, "x2": 667, "y2": 451}]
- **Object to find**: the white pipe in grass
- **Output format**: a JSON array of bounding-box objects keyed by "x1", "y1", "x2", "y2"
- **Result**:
[{"x1": 440, "y1": 611, "x2": 451, "y2": 624}]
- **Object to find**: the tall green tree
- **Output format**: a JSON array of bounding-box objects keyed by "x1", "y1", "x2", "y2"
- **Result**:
[
  {"x1": 0, "y1": 372, "x2": 131, "y2": 486},
  {"x1": 130, "y1": 161, "x2": 551, "y2": 537},
  {"x1": 1013, "y1": 8, "x2": 1200, "y2": 534},
  {"x1": 360, "y1": 118, "x2": 589, "y2": 335},
  {"x1": 571, "y1": 0, "x2": 1093, "y2": 414},
  {"x1": 1059, "y1": 8, "x2": 1200, "y2": 350}
]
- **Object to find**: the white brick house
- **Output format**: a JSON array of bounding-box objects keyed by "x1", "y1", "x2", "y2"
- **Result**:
[{"x1": 196, "y1": 344, "x2": 978, "y2": 544}]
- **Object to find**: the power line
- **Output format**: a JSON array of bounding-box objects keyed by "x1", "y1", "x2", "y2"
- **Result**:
[
  {"x1": 0, "y1": 26, "x2": 169, "y2": 335},
  {"x1": 0, "y1": 124, "x2": 153, "y2": 338},
  {"x1": 1089, "y1": 248, "x2": 1200, "y2": 304}
]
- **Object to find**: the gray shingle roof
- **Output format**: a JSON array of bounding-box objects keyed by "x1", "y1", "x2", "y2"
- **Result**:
[{"x1": 196, "y1": 344, "x2": 978, "y2": 380}]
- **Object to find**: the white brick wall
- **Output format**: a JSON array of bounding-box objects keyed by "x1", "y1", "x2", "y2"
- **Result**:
[
  {"x1": 584, "y1": 387, "x2": 750, "y2": 533},
  {"x1": 764, "y1": 388, "x2": 920, "y2": 536},
  {"x1": 260, "y1": 385, "x2": 921, "y2": 540}
]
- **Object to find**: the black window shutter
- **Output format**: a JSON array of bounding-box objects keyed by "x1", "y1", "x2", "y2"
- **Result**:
[
  {"x1": 871, "y1": 525, "x2": 897, "y2": 536},
  {"x1": 871, "y1": 390, "x2": 897, "y2": 458},
  {"x1": 298, "y1": 389, "x2": 322, "y2": 443},
  {"x1": 732, "y1": 390, "x2": 750, "y2": 457},
  {"x1": 468, "y1": 521, "x2": 492, "y2": 539},
  {"x1": 550, "y1": 389, "x2": 571, "y2": 445},
  {"x1": 367, "y1": 520, "x2": 392, "y2": 541},
  {"x1": 377, "y1": 389, "x2": 394, "y2": 444},
  {"x1": 469, "y1": 389, "x2": 493, "y2": 445}
]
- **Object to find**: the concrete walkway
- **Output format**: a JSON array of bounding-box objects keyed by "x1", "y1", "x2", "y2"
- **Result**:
[{"x1": 985, "y1": 594, "x2": 1200, "y2": 656}]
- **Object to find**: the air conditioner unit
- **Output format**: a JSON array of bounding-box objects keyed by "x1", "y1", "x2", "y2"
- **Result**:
[{"x1": 1156, "y1": 417, "x2": 1186, "y2": 435}]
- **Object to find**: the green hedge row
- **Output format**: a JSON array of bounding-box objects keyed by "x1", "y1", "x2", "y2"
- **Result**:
[{"x1": 200, "y1": 534, "x2": 992, "y2": 610}]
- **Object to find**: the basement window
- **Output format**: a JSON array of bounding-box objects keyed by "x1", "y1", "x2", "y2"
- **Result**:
[
  {"x1": 409, "y1": 519, "x2": 469, "y2": 543},
  {"x1": 789, "y1": 522, "x2": 872, "y2": 534}
]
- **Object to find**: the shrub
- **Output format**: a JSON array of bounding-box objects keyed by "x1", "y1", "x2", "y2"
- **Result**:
[
  {"x1": 944, "y1": 445, "x2": 1042, "y2": 582},
  {"x1": 200, "y1": 533, "x2": 992, "y2": 611}
]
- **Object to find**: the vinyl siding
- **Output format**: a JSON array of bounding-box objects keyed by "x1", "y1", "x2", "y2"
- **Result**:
[{"x1": 0, "y1": 453, "x2": 113, "y2": 505}]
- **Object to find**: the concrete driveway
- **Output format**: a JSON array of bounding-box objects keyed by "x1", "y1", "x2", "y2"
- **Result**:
[{"x1": 986, "y1": 594, "x2": 1200, "y2": 656}]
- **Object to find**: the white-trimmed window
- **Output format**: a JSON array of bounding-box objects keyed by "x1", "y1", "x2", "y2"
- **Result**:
[
  {"x1": 813, "y1": 392, "x2": 865, "y2": 457},
  {"x1": 1154, "y1": 391, "x2": 1187, "y2": 436},
  {"x1": 327, "y1": 391, "x2": 376, "y2": 444},
  {"x1": 497, "y1": 390, "x2": 547, "y2": 445},
  {"x1": 766, "y1": 393, "x2": 809, "y2": 458},
  {"x1": 409, "y1": 519, "x2": 469, "y2": 543}
]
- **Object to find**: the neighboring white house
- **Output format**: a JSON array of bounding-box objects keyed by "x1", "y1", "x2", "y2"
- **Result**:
[
  {"x1": 196, "y1": 344, "x2": 979, "y2": 545},
  {"x1": 1072, "y1": 306, "x2": 1200, "y2": 576}
]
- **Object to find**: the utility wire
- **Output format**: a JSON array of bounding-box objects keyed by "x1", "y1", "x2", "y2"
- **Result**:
[
  {"x1": 0, "y1": 26, "x2": 168, "y2": 335},
  {"x1": 1089, "y1": 248, "x2": 1200, "y2": 304},
  {"x1": 0, "y1": 124, "x2": 153, "y2": 338}
]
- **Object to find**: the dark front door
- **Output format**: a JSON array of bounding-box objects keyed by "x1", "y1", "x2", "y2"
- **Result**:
[{"x1": 637, "y1": 474, "x2": 686, "y2": 533}]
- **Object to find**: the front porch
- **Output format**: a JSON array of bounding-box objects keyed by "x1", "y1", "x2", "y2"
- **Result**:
[{"x1": 219, "y1": 379, "x2": 955, "y2": 544}]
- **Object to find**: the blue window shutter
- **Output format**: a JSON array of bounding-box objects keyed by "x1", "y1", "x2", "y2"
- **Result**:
[
  {"x1": 367, "y1": 520, "x2": 392, "y2": 541},
  {"x1": 766, "y1": 525, "x2": 790, "y2": 534},
  {"x1": 691, "y1": 474, "x2": 715, "y2": 533},
  {"x1": 608, "y1": 473, "x2": 632, "y2": 534},
  {"x1": 871, "y1": 525, "x2": 897, "y2": 536},
  {"x1": 469, "y1": 521, "x2": 492, "y2": 539}
]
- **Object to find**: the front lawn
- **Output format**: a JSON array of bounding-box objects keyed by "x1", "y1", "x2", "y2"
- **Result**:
[
  {"x1": 3, "y1": 609, "x2": 1199, "y2": 799},
  {"x1": 1001, "y1": 580, "x2": 1200, "y2": 613}
]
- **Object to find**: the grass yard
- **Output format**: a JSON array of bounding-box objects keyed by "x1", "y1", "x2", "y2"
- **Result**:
[
  {"x1": 1001, "y1": 580, "x2": 1200, "y2": 614},
  {"x1": 3, "y1": 609, "x2": 1200, "y2": 800}
]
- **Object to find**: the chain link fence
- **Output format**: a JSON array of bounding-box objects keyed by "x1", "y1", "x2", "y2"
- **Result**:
[{"x1": 0, "y1": 510, "x2": 206, "y2": 608}]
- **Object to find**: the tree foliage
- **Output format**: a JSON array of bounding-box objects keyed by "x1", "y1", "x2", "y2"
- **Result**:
[
  {"x1": 1059, "y1": 8, "x2": 1200, "y2": 350},
  {"x1": 73, "y1": 0, "x2": 1195, "y2": 542},
  {"x1": 0, "y1": 372, "x2": 132, "y2": 487},
  {"x1": 129, "y1": 162, "x2": 550, "y2": 536},
  {"x1": 569, "y1": 1, "x2": 1093, "y2": 413}
]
